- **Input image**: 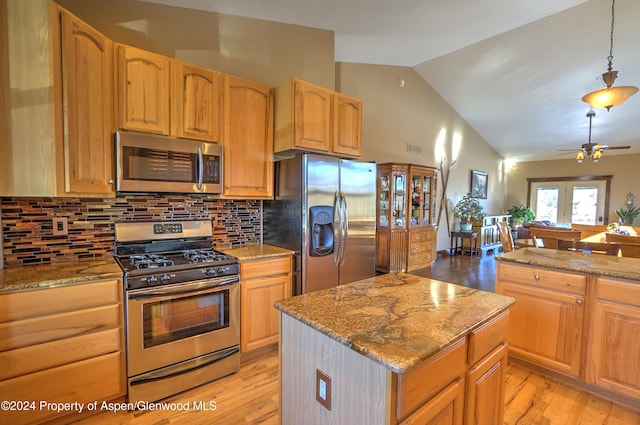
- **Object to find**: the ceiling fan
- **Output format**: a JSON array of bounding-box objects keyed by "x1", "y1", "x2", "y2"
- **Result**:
[{"x1": 558, "y1": 110, "x2": 630, "y2": 163}]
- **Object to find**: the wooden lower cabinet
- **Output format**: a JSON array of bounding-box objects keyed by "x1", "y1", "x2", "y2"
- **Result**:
[
  {"x1": 465, "y1": 344, "x2": 508, "y2": 425},
  {"x1": 240, "y1": 255, "x2": 292, "y2": 354},
  {"x1": 497, "y1": 259, "x2": 640, "y2": 407},
  {"x1": 496, "y1": 262, "x2": 585, "y2": 377},
  {"x1": 400, "y1": 378, "x2": 465, "y2": 425},
  {"x1": 587, "y1": 276, "x2": 640, "y2": 400},
  {"x1": 0, "y1": 279, "x2": 125, "y2": 425},
  {"x1": 396, "y1": 311, "x2": 509, "y2": 425}
]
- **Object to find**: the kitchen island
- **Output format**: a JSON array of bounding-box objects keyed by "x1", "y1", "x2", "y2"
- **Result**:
[
  {"x1": 275, "y1": 272, "x2": 514, "y2": 424},
  {"x1": 495, "y1": 248, "x2": 640, "y2": 410}
]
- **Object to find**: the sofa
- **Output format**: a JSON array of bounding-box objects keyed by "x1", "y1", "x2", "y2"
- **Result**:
[{"x1": 515, "y1": 221, "x2": 570, "y2": 240}]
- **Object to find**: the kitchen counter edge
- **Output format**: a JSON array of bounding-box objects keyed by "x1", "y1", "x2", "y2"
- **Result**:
[
  {"x1": 0, "y1": 258, "x2": 122, "y2": 293},
  {"x1": 496, "y1": 247, "x2": 640, "y2": 280},
  {"x1": 220, "y1": 243, "x2": 294, "y2": 262}
]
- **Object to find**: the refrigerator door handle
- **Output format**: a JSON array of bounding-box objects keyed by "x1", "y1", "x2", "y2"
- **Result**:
[
  {"x1": 333, "y1": 190, "x2": 342, "y2": 264},
  {"x1": 340, "y1": 191, "x2": 348, "y2": 265}
]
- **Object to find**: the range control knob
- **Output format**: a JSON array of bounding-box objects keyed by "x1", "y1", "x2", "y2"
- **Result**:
[
  {"x1": 160, "y1": 274, "x2": 171, "y2": 282},
  {"x1": 205, "y1": 268, "x2": 217, "y2": 277},
  {"x1": 146, "y1": 275, "x2": 158, "y2": 285},
  {"x1": 216, "y1": 267, "x2": 226, "y2": 275}
]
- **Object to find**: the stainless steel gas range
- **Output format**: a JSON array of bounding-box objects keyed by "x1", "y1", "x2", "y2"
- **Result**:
[{"x1": 114, "y1": 220, "x2": 239, "y2": 404}]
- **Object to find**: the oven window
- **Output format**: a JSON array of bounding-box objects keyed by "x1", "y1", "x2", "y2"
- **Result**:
[{"x1": 142, "y1": 290, "x2": 229, "y2": 348}]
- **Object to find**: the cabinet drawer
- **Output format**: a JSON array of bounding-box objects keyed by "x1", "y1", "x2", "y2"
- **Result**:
[
  {"x1": 498, "y1": 263, "x2": 585, "y2": 295},
  {"x1": 467, "y1": 311, "x2": 509, "y2": 366},
  {"x1": 596, "y1": 276, "x2": 640, "y2": 307},
  {"x1": 241, "y1": 256, "x2": 291, "y2": 280},
  {"x1": 410, "y1": 230, "x2": 434, "y2": 242},
  {"x1": 409, "y1": 240, "x2": 433, "y2": 254},
  {"x1": 0, "y1": 328, "x2": 121, "y2": 380},
  {"x1": 0, "y1": 279, "x2": 121, "y2": 322},
  {"x1": 396, "y1": 338, "x2": 466, "y2": 421},
  {"x1": 0, "y1": 304, "x2": 121, "y2": 351},
  {"x1": 0, "y1": 352, "x2": 124, "y2": 425},
  {"x1": 408, "y1": 252, "x2": 433, "y2": 267}
]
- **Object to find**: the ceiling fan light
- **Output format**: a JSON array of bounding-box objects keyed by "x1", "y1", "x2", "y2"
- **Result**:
[
  {"x1": 576, "y1": 151, "x2": 585, "y2": 162},
  {"x1": 593, "y1": 150, "x2": 602, "y2": 160},
  {"x1": 582, "y1": 85, "x2": 639, "y2": 110}
]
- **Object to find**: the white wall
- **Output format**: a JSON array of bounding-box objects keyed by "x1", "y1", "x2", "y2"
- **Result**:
[{"x1": 336, "y1": 63, "x2": 506, "y2": 251}]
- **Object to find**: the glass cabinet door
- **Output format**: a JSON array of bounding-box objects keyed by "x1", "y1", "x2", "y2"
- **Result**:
[
  {"x1": 410, "y1": 175, "x2": 421, "y2": 226},
  {"x1": 422, "y1": 175, "x2": 432, "y2": 225},
  {"x1": 393, "y1": 172, "x2": 406, "y2": 227},
  {"x1": 378, "y1": 174, "x2": 390, "y2": 226}
]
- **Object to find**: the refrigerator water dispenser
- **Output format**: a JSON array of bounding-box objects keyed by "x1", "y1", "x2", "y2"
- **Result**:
[{"x1": 309, "y1": 206, "x2": 334, "y2": 256}]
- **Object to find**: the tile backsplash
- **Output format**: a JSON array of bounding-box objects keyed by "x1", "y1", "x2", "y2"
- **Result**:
[{"x1": 1, "y1": 195, "x2": 262, "y2": 266}]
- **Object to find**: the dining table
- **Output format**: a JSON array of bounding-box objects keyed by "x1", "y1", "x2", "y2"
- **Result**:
[
  {"x1": 515, "y1": 225, "x2": 638, "y2": 248},
  {"x1": 582, "y1": 225, "x2": 638, "y2": 243}
]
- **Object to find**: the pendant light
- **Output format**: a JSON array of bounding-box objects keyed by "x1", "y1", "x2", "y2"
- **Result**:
[{"x1": 581, "y1": 0, "x2": 638, "y2": 111}]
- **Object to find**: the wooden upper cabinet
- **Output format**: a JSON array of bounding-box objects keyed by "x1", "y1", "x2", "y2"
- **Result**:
[
  {"x1": 275, "y1": 78, "x2": 362, "y2": 158},
  {"x1": 116, "y1": 44, "x2": 170, "y2": 134},
  {"x1": 171, "y1": 62, "x2": 222, "y2": 142},
  {"x1": 222, "y1": 75, "x2": 274, "y2": 199},
  {"x1": 291, "y1": 79, "x2": 332, "y2": 152},
  {"x1": 60, "y1": 10, "x2": 115, "y2": 195},
  {"x1": 332, "y1": 92, "x2": 362, "y2": 157}
]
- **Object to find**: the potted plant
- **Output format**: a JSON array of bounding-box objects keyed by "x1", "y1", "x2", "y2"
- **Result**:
[
  {"x1": 506, "y1": 205, "x2": 535, "y2": 228},
  {"x1": 454, "y1": 193, "x2": 484, "y2": 232},
  {"x1": 615, "y1": 206, "x2": 640, "y2": 225}
]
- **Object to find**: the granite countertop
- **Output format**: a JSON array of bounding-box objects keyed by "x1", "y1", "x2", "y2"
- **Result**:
[
  {"x1": 0, "y1": 259, "x2": 122, "y2": 293},
  {"x1": 220, "y1": 243, "x2": 294, "y2": 262},
  {"x1": 496, "y1": 247, "x2": 640, "y2": 280},
  {"x1": 275, "y1": 272, "x2": 514, "y2": 374}
]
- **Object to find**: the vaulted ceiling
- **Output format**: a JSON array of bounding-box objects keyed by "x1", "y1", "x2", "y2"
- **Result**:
[{"x1": 143, "y1": 0, "x2": 640, "y2": 162}]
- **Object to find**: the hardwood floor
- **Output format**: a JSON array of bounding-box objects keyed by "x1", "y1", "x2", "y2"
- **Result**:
[{"x1": 71, "y1": 251, "x2": 640, "y2": 425}]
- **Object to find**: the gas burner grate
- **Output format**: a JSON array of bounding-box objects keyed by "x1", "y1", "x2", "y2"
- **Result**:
[
  {"x1": 183, "y1": 250, "x2": 228, "y2": 264},
  {"x1": 129, "y1": 254, "x2": 175, "y2": 269}
]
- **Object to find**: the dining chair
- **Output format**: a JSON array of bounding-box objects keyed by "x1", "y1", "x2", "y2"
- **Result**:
[
  {"x1": 570, "y1": 223, "x2": 608, "y2": 240},
  {"x1": 557, "y1": 239, "x2": 621, "y2": 256},
  {"x1": 497, "y1": 221, "x2": 515, "y2": 253},
  {"x1": 604, "y1": 233, "x2": 640, "y2": 258},
  {"x1": 528, "y1": 228, "x2": 582, "y2": 249}
]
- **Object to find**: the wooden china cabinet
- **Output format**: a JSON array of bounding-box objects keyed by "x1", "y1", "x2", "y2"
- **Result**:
[{"x1": 376, "y1": 163, "x2": 438, "y2": 273}]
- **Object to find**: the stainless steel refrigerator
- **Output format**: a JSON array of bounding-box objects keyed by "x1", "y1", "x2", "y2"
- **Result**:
[{"x1": 264, "y1": 153, "x2": 376, "y2": 295}]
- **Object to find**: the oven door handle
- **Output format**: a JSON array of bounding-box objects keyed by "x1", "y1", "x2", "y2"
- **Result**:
[{"x1": 128, "y1": 276, "x2": 238, "y2": 299}]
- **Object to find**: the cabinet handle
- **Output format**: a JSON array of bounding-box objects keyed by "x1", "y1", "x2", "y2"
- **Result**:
[
  {"x1": 107, "y1": 179, "x2": 114, "y2": 185},
  {"x1": 576, "y1": 299, "x2": 583, "y2": 305},
  {"x1": 534, "y1": 274, "x2": 540, "y2": 280}
]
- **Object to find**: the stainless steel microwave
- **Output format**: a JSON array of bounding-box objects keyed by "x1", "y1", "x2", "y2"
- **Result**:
[{"x1": 115, "y1": 131, "x2": 223, "y2": 194}]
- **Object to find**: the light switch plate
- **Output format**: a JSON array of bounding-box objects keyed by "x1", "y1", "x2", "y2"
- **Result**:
[
  {"x1": 315, "y1": 369, "x2": 331, "y2": 410},
  {"x1": 52, "y1": 217, "x2": 68, "y2": 236}
]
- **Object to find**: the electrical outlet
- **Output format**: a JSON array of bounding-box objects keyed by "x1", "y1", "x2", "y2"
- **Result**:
[
  {"x1": 52, "y1": 217, "x2": 68, "y2": 236},
  {"x1": 315, "y1": 369, "x2": 331, "y2": 410}
]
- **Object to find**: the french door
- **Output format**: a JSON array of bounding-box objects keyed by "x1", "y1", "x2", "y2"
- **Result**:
[{"x1": 529, "y1": 179, "x2": 608, "y2": 225}]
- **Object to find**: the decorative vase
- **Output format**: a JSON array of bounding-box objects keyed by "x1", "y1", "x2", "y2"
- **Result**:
[
  {"x1": 623, "y1": 218, "x2": 634, "y2": 226},
  {"x1": 460, "y1": 222, "x2": 473, "y2": 232}
]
